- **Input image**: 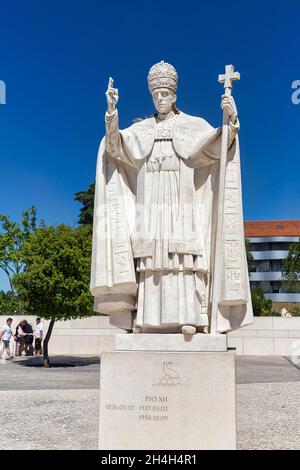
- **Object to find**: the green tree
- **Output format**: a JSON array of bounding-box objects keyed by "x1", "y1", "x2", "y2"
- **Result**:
[
  {"x1": 282, "y1": 238, "x2": 300, "y2": 293},
  {"x1": 0, "y1": 207, "x2": 39, "y2": 313},
  {"x1": 251, "y1": 288, "x2": 273, "y2": 316},
  {"x1": 13, "y1": 224, "x2": 94, "y2": 367},
  {"x1": 0, "y1": 290, "x2": 19, "y2": 315},
  {"x1": 74, "y1": 183, "x2": 95, "y2": 230}
]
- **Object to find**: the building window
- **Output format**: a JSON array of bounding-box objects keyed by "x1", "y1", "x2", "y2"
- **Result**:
[
  {"x1": 251, "y1": 243, "x2": 270, "y2": 251},
  {"x1": 270, "y1": 260, "x2": 282, "y2": 272},
  {"x1": 256, "y1": 261, "x2": 271, "y2": 273},
  {"x1": 250, "y1": 261, "x2": 258, "y2": 273},
  {"x1": 271, "y1": 281, "x2": 281, "y2": 294},
  {"x1": 251, "y1": 281, "x2": 259, "y2": 289},
  {"x1": 270, "y1": 242, "x2": 292, "y2": 251}
]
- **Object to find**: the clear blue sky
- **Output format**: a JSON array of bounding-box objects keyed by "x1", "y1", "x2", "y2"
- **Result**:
[{"x1": 0, "y1": 0, "x2": 299, "y2": 290}]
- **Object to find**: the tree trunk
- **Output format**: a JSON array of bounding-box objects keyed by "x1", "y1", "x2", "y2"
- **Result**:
[{"x1": 43, "y1": 318, "x2": 55, "y2": 368}]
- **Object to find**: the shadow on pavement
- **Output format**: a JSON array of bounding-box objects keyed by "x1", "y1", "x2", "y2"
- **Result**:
[{"x1": 13, "y1": 355, "x2": 100, "y2": 368}]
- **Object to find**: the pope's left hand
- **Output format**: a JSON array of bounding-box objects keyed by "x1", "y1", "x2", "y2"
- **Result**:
[{"x1": 221, "y1": 95, "x2": 238, "y2": 124}]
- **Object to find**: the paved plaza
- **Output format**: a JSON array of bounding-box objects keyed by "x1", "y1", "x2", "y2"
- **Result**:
[{"x1": 1, "y1": 355, "x2": 300, "y2": 450}]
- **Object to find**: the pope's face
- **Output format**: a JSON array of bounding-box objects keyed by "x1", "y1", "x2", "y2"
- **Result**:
[{"x1": 152, "y1": 88, "x2": 176, "y2": 114}]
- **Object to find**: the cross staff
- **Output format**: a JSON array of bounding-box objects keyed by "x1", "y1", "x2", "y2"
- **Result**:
[{"x1": 210, "y1": 64, "x2": 240, "y2": 335}]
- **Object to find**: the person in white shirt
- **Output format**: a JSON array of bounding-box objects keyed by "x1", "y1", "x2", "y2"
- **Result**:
[
  {"x1": 34, "y1": 317, "x2": 43, "y2": 356},
  {"x1": 0, "y1": 318, "x2": 16, "y2": 360}
]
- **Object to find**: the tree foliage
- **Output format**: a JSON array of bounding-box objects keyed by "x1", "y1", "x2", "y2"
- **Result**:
[
  {"x1": 13, "y1": 224, "x2": 94, "y2": 366},
  {"x1": 251, "y1": 288, "x2": 273, "y2": 316},
  {"x1": 13, "y1": 224, "x2": 93, "y2": 320},
  {"x1": 0, "y1": 207, "x2": 38, "y2": 294},
  {"x1": 282, "y1": 238, "x2": 300, "y2": 292},
  {"x1": 0, "y1": 290, "x2": 20, "y2": 315},
  {"x1": 74, "y1": 183, "x2": 95, "y2": 230}
]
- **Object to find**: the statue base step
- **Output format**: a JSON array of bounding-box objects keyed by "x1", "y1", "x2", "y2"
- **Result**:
[
  {"x1": 115, "y1": 333, "x2": 227, "y2": 351},
  {"x1": 99, "y1": 350, "x2": 236, "y2": 449}
]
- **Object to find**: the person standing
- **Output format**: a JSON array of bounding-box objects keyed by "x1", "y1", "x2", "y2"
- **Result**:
[
  {"x1": 0, "y1": 318, "x2": 16, "y2": 360},
  {"x1": 22, "y1": 320, "x2": 34, "y2": 356},
  {"x1": 34, "y1": 317, "x2": 43, "y2": 356}
]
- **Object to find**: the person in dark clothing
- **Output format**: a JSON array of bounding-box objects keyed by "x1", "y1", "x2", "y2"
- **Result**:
[{"x1": 23, "y1": 320, "x2": 34, "y2": 356}]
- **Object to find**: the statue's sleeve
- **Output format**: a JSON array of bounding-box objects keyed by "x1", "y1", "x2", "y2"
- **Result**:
[
  {"x1": 105, "y1": 110, "x2": 139, "y2": 168},
  {"x1": 187, "y1": 118, "x2": 240, "y2": 168}
]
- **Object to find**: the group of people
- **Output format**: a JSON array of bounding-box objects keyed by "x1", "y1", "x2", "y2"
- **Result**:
[{"x1": 0, "y1": 317, "x2": 44, "y2": 360}]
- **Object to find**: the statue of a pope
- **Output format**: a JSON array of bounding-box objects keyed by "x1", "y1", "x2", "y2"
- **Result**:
[{"x1": 90, "y1": 61, "x2": 253, "y2": 334}]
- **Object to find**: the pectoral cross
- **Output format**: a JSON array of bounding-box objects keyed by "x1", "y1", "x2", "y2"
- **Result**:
[
  {"x1": 158, "y1": 155, "x2": 165, "y2": 165},
  {"x1": 218, "y1": 64, "x2": 240, "y2": 96}
]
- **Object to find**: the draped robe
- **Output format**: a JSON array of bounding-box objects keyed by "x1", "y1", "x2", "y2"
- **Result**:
[{"x1": 90, "y1": 110, "x2": 253, "y2": 333}]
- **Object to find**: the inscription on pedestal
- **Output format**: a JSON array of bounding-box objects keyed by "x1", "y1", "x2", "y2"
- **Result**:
[
  {"x1": 105, "y1": 395, "x2": 169, "y2": 422},
  {"x1": 99, "y1": 351, "x2": 236, "y2": 450}
]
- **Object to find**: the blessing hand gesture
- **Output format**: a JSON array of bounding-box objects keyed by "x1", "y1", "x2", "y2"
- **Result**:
[{"x1": 106, "y1": 77, "x2": 119, "y2": 114}]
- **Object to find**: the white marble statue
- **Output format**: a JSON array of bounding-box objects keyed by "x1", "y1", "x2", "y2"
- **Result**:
[{"x1": 90, "y1": 61, "x2": 253, "y2": 334}]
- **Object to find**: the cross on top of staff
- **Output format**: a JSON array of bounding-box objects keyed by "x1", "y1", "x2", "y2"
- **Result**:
[{"x1": 218, "y1": 65, "x2": 240, "y2": 95}]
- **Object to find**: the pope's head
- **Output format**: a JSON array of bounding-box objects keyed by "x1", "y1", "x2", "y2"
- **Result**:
[
  {"x1": 152, "y1": 88, "x2": 176, "y2": 114},
  {"x1": 148, "y1": 61, "x2": 178, "y2": 114}
]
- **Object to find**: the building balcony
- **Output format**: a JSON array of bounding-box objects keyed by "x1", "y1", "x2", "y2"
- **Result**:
[
  {"x1": 264, "y1": 293, "x2": 300, "y2": 302},
  {"x1": 251, "y1": 250, "x2": 289, "y2": 261},
  {"x1": 247, "y1": 236, "x2": 299, "y2": 243},
  {"x1": 249, "y1": 272, "x2": 283, "y2": 281}
]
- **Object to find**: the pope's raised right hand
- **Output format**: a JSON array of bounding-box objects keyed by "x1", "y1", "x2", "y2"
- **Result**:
[{"x1": 106, "y1": 77, "x2": 119, "y2": 114}]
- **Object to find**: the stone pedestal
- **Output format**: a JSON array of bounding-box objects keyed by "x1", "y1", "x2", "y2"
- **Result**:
[
  {"x1": 115, "y1": 333, "x2": 227, "y2": 351},
  {"x1": 99, "y1": 349, "x2": 236, "y2": 450}
]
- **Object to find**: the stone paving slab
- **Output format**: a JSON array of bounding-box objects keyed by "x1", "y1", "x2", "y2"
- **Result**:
[
  {"x1": 0, "y1": 389, "x2": 99, "y2": 450},
  {"x1": 237, "y1": 382, "x2": 300, "y2": 450}
]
